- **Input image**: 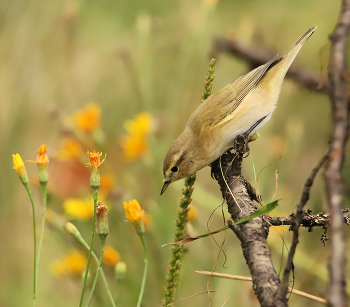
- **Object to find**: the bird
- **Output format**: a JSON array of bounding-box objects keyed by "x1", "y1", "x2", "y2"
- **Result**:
[{"x1": 161, "y1": 26, "x2": 317, "y2": 195}]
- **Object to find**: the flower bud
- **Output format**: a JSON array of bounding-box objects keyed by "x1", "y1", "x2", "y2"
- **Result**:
[
  {"x1": 64, "y1": 222, "x2": 81, "y2": 238},
  {"x1": 12, "y1": 154, "x2": 29, "y2": 185},
  {"x1": 114, "y1": 261, "x2": 127, "y2": 280},
  {"x1": 96, "y1": 202, "x2": 109, "y2": 239}
]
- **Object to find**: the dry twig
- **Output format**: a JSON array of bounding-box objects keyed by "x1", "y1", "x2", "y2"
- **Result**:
[{"x1": 324, "y1": 1, "x2": 350, "y2": 306}]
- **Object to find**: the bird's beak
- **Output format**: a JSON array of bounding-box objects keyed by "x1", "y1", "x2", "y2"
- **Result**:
[{"x1": 160, "y1": 180, "x2": 170, "y2": 195}]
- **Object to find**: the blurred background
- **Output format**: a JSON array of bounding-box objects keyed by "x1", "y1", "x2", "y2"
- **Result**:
[{"x1": 1, "y1": 0, "x2": 349, "y2": 306}]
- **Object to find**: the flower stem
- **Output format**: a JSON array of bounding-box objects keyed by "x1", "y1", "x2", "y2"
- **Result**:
[
  {"x1": 34, "y1": 182, "x2": 48, "y2": 305},
  {"x1": 79, "y1": 187, "x2": 98, "y2": 307},
  {"x1": 24, "y1": 184, "x2": 37, "y2": 307},
  {"x1": 87, "y1": 237, "x2": 106, "y2": 307},
  {"x1": 73, "y1": 230, "x2": 116, "y2": 307},
  {"x1": 137, "y1": 232, "x2": 148, "y2": 307}
]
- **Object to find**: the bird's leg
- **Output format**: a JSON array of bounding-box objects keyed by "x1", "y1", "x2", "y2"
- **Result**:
[{"x1": 235, "y1": 134, "x2": 250, "y2": 158}]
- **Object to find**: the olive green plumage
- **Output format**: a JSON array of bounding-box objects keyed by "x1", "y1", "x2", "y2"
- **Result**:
[{"x1": 161, "y1": 26, "x2": 317, "y2": 195}]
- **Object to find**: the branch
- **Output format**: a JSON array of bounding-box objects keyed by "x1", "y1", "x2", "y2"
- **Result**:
[
  {"x1": 211, "y1": 37, "x2": 332, "y2": 95},
  {"x1": 195, "y1": 271, "x2": 327, "y2": 305},
  {"x1": 210, "y1": 137, "x2": 287, "y2": 307},
  {"x1": 324, "y1": 1, "x2": 350, "y2": 306},
  {"x1": 267, "y1": 208, "x2": 350, "y2": 229},
  {"x1": 276, "y1": 150, "x2": 330, "y2": 301}
]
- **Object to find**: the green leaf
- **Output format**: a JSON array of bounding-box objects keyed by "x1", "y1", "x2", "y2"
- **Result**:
[
  {"x1": 162, "y1": 200, "x2": 280, "y2": 247},
  {"x1": 234, "y1": 199, "x2": 280, "y2": 225}
]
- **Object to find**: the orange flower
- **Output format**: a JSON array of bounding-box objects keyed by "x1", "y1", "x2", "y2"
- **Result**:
[
  {"x1": 56, "y1": 138, "x2": 82, "y2": 161},
  {"x1": 103, "y1": 245, "x2": 120, "y2": 266},
  {"x1": 28, "y1": 144, "x2": 50, "y2": 174},
  {"x1": 123, "y1": 199, "x2": 144, "y2": 227},
  {"x1": 86, "y1": 150, "x2": 106, "y2": 170},
  {"x1": 50, "y1": 250, "x2": 87, "y2": 278},
  {"x1": 100, "y1": 174, "x2": 115, "y2": 195},
  {"x1": 75, "y1": 103, "x2": 101, "y2": 132},
  {"x1": 188, "y1": 205, "x2": 198, "y2": 221},
  {"x1": 35, "y1": 144, "x2": 49, "y2": 165},
  {"x1": 143, "y1": 212, "x2": 152, "y2": 229},
  {"x1": 123, "y1": 112, "x2": 152, "y2": 137},
  {"x1": 120, "y1": 134, "x2": 149, "y2": 162}
]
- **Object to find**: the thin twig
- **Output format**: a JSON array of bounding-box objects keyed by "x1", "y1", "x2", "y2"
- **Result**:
[
  {"x1": 267, "y1": 208, "x2": 350, "y2": 228},
  {"x1": 195, "y1": 271, "x2": 327, "y2": 305},
  {"x1": 276, "y1": 149, "x2": 330, "y2": 301}
]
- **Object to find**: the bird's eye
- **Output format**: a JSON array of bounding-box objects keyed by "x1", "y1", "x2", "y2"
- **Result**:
[{"x1": 171, "y1": 166, "x2": 178, "y2": 173}]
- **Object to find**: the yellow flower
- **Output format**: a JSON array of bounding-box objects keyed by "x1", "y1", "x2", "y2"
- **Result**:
[
  {"x1": 50, "y1": 250, "x2": 87, "y2": 278},
  {"x1": 12, "y1": 153, "x2": 29, "y2": 184},
  {"x1": 123, "y1": 112, "x2": 152, "y2": 137},
  {"x1": 120, "y1": 112, "x2": 153, "y2": 162},
  {"x1": 86, "y1": 150, "x2": 106, "y2": 170},
  {"x1": 188, "y1": 205, "x2": 198, "y2": 221},
  {"x1": 123, "y1": 199, "x2": 144, "y2": 226},
  {"x1": 120, "y1": 134, "x2": 149, "y2": 162},
  {"x1": 75, "y1": 103, "x2": 101, "y2": 132},
  {"x1": 12, "y1": 154, "x2": 26, "y2": 177},
  {"x1": 103, "y1": 245, "x2": 120, "y2": 266},
  {"x1": 56, "y1": 138, "x2": 82, "y2": 161},
  {"x1": 63, "y1": 197, "x2": 94, "y2": 220}
]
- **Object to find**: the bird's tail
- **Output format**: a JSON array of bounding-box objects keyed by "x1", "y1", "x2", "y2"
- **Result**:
[{"x1": 261, "y1": 26, "x2": 317, "y2": 88}]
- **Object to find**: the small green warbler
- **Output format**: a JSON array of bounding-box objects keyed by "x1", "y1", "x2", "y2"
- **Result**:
[{"x1": 161, "y1": 26, "x2": 317, "y2": 195}]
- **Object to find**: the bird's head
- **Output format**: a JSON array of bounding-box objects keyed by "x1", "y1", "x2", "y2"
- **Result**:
[{"x1": 161, "y1": 136, "x2": 196, "y2": 195}]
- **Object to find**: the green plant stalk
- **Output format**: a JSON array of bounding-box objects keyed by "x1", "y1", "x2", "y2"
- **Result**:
[
  {"x1": 87, "y1": 237, "x2": 106, "y2": 307},
  {"x1": 24, "y1": 184, "x2": 37, "y2": 307},
  {"x1": 73, "y1": 229, "x2": 116, "y2": 307},
  {"x1": 34, "y1": 181, "x2": 47, "y2": 305},
  {"x1": 163, "y1": 58, "x2": 215, "y2": 306},
  {"x1": 79, "y1": 187, "x2": 98, "y2": 307},
  {"x1": 162, "y1": 174, "x2": 196, "y2": 306},
  {"x1": 137, "y1": 232, "x2": 148, "y2": 307}
]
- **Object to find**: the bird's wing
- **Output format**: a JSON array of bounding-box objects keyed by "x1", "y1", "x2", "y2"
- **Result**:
[{"x1": 189, "y1": 57, "x2": 277, "y2": 135}]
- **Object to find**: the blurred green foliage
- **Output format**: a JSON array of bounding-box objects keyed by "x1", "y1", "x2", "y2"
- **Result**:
[{"x1": 1, "y1": 0, "x2": 349, "y2": 306}]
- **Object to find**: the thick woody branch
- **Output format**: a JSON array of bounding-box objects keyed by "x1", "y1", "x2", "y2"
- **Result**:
[
  {"x1": 211, "y1": 37, "x2": 332, "y2": 95},
  {"x1": 211, "y1": 137, "x2": 287, "y2": 307},
  {"x1": 324, "y1": 1, "x2": 350, "y2": 306}
]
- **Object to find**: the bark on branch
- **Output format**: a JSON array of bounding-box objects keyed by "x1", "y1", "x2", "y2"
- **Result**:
[
  {"x1": 210, "y1": 137, "x2": 287, "y2": 307},
  {"x1": 324, "y1": 1, "x2": 350, "y2": 306}
]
